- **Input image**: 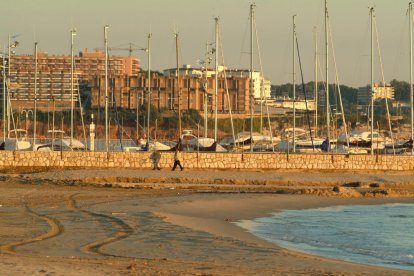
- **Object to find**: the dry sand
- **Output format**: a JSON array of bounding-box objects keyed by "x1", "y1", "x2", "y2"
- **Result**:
[{"x1": 0, "y1": 169, "x2": 414, "y2": 275}]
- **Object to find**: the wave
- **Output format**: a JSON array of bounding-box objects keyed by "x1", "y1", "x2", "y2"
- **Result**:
[{"x1": 237, "y1": 203, "x2": 414, "y2": 271}]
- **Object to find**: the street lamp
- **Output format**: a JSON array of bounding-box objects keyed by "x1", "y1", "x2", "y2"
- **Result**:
[{"x1": 20, "y1": 109, "x2": 33, "y2": 134}]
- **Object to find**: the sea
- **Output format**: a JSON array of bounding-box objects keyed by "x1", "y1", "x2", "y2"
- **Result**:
[{"x1": 236, "y1": 203, "x2": 414, "y2": 271}]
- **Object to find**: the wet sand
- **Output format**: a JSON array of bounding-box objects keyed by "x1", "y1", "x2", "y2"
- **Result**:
[{"x1": 1, "y1": 169, "x2": 414, "y2": 275}]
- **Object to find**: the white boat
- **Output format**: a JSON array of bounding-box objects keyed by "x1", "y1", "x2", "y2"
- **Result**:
[
  {"x1": 5, "y1": 129, "x2": 32, "y2": 150},
  {"x1": 181, "y1": 130, "x2": 227, "y2": 152},
  {"x1": 337, "y1": 131, "x2": 392, "y2": 153},
  {"x1": 219, "y1": 131, "x2": 280, "y2": 151},
  {"x1": 34, "y1": 130, "x2": 86, "y2": 151},
  {"x1": 275, "y1": 128, "x2": 324, "y2": 153},
  {"x1": 124, "y1": 140, "x2": 171, "y2": 152}
]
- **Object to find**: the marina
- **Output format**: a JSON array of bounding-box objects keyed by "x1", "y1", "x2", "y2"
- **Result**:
[{"x1": 1, "y1": 1, "x2": 414, "y2": 275}]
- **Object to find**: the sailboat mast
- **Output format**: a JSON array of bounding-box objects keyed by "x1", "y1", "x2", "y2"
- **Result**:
[
  {"x1": 314, "y1": 26, "x2": 318, "y2": 137},
  {"x1": 410, "y1": 2, "x2": 413, "y2": 150},
  {"x1": 214, "y1": 17, "x2": 219, "y2": 142},
  {"x1": 249, "y1": 3, "x2": 255, "y2": 152},
  {"x1": 204, "y1": 43, "x2": 209, "y2": 138},
  {"x1": 370, "y1": 7, "x2": 374, "y2": 155},
  {"x1": 7, "y1": 36, "x2": 10, "y2": 138},
  {"x1": 70, "y1": 29, "x2": 76, "y2": 147},
  {"x1": 7, "y1": 35, "x2": 11, "y2": 138},
  {"x1": 325, "y1": 0, "x2": 330, "y2": 143},
  {"x1": 136, "y1": 84, "x2": 139, "y2": 140},
  {"x1": 293, "y1": 15, "x2": 296, "y2": 152},
  {"x1": 175, "y1": 33, "x2": 182, "y2": 137},
  {"x1": 2, "y1": 52, "x2": 5, "y2": 142},
  {"x1": 147, "y1": 33, "x2": 152, "y2": 143},
  {"x1": 104, "y1": 25, "x2": 109, "y2": 152},
  {"x1": 33, "y1": 42, "x2": 38, "y2": 150}
]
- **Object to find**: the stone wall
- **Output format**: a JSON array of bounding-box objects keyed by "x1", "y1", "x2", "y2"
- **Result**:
[{"x1": 1, "y1": 151, "x2": 414, "y2": 171}]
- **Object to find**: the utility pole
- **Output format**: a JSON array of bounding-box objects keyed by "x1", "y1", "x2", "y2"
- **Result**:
[
  {"x1": 104, "y1": 25, "x2": 109, "y2": 152},
  {"x1": 33, "y1": 42, "x2": 38, "y2": 150}
]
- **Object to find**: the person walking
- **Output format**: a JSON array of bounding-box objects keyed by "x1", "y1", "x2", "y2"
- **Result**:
[
  {"x1": 150, "y1": 149, "x2": 161, "y2": 170},
  {"x1": 172, "y1": 149, "x2": 183, "y2": 171}
]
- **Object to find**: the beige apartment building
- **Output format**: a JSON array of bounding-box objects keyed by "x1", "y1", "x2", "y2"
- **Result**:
[
  {"x1": 5, "y1": 50, "x2": 140, "y2": 110},
  {"x1": 91, "y1": 73, "x2": 251, "y2": 114}
]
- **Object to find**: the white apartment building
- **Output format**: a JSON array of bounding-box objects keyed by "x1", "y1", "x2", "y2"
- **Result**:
[
  {"x1": 267, "y1": 98, "x2": 316, "y2": 111},
  {"x1": 226, "y1": 70, "x2": 271, "y2": 99},
  {"x1": 164, "y1": 65, "x2": 271, "y2": 99},
  {"x1": 358, "y1": 83, "x2": 395, "y2": 105}
]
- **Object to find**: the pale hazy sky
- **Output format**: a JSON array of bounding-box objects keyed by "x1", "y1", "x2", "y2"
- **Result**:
[{"x1": 0, "y1": 0, "x2": 411, "y2": 87}]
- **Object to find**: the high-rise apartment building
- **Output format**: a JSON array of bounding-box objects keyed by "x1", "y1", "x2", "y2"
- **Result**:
[
  {"x1": 90, "y1": 73, "x2": 251, "y2": 115},
  {"x1": 3, "y1": 50, "x2": 140, "y2": 110}
]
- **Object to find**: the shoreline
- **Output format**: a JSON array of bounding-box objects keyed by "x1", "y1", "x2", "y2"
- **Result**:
[
  {"x1": 1, "y1": 169, "x2": 414, "y2": 275},
  {"x1": 152, "y1": 193, "x2": 414, "y2": 272},
  {"x1": 140, "y1": 192, "x2": 414, "y2": 275}
]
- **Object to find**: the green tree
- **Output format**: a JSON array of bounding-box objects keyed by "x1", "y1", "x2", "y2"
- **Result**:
[{"x1": 390, "y1": 79, "x2": 410, "y2": 102}]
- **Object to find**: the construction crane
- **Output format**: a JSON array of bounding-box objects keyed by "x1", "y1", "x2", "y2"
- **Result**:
[{"x1": 95, "y1": 43, "x2": 147, "y2": 56}]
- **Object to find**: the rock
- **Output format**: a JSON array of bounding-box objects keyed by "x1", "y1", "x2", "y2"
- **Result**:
[
  {"x1": 332, "y1": 186, "x2": 361, "y2": 197},
  {"x1": 342, "y1": 182, "x2": 361, "y2": 188}
]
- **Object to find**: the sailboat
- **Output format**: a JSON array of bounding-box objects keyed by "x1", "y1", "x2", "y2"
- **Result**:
[
  {"x1": 2, "y1": 40, "x2": 32, "y2": 151},
  {"x1": 383, "y1": 2, "x2": 414, "y2": 155},
  {"x1": 219, "y1": 4, "x2": 278, "y2": 152},
  {"x1": 345, "y1": 8, "x2": 400, "y2": 155},
  {"x1": 276, "y1": 13, "x2": 321, "y2": 153},
  {"x1": 4, "y1": 129, "x2": 31, "y2": 150},
  {"x1": 177, "y1": 18, "x2": 233, "y2": 152},
  {"x1": 34, "y1": 29, "x2": 86, "y2": 152}
]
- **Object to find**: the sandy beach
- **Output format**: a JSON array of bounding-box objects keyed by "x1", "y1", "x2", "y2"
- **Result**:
[{"x1": 1, "y1": 169, "x2": 414, "y2": 275}]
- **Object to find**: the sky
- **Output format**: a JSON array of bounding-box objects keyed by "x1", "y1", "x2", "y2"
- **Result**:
[{"x1": 0, "y1": 0, "x2": 412, "y2": 88}]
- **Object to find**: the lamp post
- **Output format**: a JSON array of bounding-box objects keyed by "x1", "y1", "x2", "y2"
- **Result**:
[{"x1": 20, "y1": 109, "x2": 33, "y2": 134}]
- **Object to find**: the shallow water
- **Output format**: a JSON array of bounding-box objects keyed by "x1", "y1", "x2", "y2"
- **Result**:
[{"x1": 236, "y1": 203, "x2": 414, "y2": 271}]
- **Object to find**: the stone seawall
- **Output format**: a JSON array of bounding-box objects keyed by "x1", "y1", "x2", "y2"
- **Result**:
[{"x1": 1, "y1": 151, "x2": 414, "y2": 171}]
